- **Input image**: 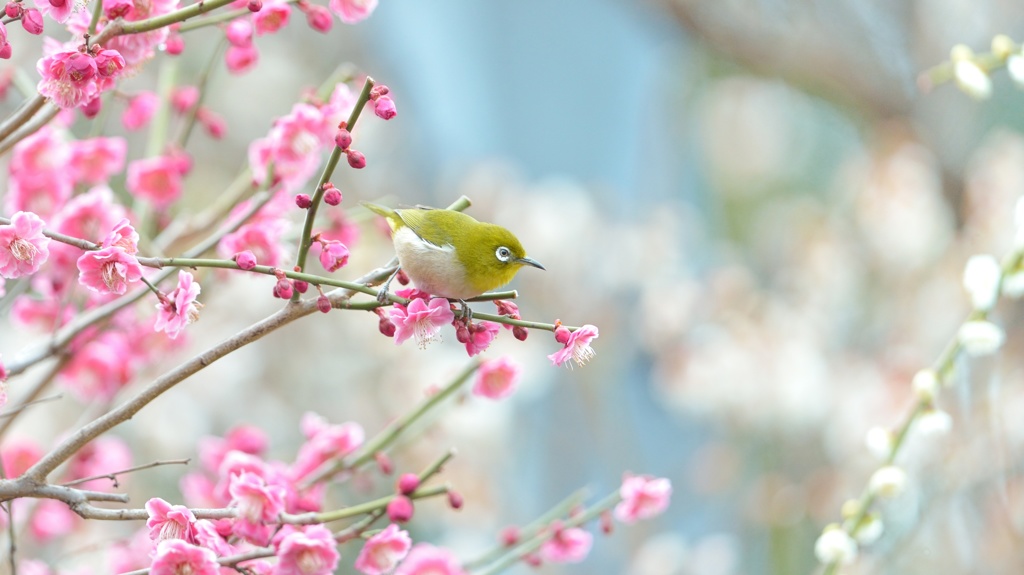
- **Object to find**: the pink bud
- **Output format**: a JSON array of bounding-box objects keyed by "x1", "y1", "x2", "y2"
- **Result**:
[
  {"x1": 295, "y1": 194, "x2": 312, "y2": 209},
  {"x1": 600, "y1": 510, "x2": 613, "y2": 535},
  {"x1": 235, "y1": 250, "x2": 257, "y2": 270},
  {"x1": 524, "y1": 553, "x2": 542, "y2": 568},
  {"x1": 225, "y1": 44, "x2": 258, "y2": 75},
  {"x1": 317, "y1": 295, "x2": 331, "y2": 314},
  {"x1": 378, "y1": 316, "x2": 396, "y2": 338},
  {"x1": 304, "y1": 3, "x2": 332, "y2": 32},
  {"x1": 198, "y1": 110, "x2": 226, "y2": 139},
  {"x1": 225, "y1": 19, "x2": 253, "y2": 47},
  {"x1": 397, "y1": 473, "x2": 419, "y2": 495},
  {"x1": 0, "y1": 42, "x2": 10, "y2": 60},
  {"x1": 455, "y1": 325, "x2": 471, "y2": 344},
  {"x1": 48, "y1": 0, "x2": 65, "y2": 8},
  {"x1": 294, "y1": 280, "x2": 309, "y2": 294},
  {"x1": 346, "y1": 149, "x2": 366, "y2": 169},
  {"x1": 323, "y1": 188, "x2": 342, "y2": 206},
  {"x1": 370, "y1": 85, "x2": 389, "y2": 99},
  {"x1": 4, "y1": 2, "x2": 21, "y2": 17},
  {"x1": 513, "y1": 326, "x2": 528, "y2": 341},
  {"x1": 0, "y1": 358, "x2": 7, "y2": 381},
  {"x1": 396, "y1": 269, "x2": 410, "y2": 285},
  {"x1": 386, "y1": 495, "x2": 414, "y2": 523},
  {"x1": 334, "y1": 128, "x2": 352, "y2": 149},
  {"x1": 374, "y1": 452, "x2": 393, "y2": 475},
  {"x1": 247, "y1": 0, "x2": 261, "y2": 11},
  {"x1": 554, "y1": 326, "x2": 571, "y2": 345},
  {"x1": 374, "y1": 95, "x2": 397, "y2": 120},
  {"x1": 447, "y1": 490, "x2": 463, "y2": 510},
  {"x1": 171, "y1": 86, "x2": 199, "y2": 112},
  {"x1": 273, "y1": 279, "x2": 293, "y2": 299},
  {"x1": 164, "y1": 34, "x2": 184, "y2": 55},
  {"x1": 500, "y1": 526, "x2": 519, "y2": 546},
  {"x1": 80, "y1": 96, "x2": 102, "y2": 118}
]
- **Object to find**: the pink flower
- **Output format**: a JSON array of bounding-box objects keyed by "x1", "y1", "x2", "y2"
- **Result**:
[
  {"x1": 235, "y1": 250, "x2": 258, "y2": 270},
  {"x1": 58, "y1": 331, "x2": 134, "y2": 400},
  {"x1": 194, "y1": 519, "x2": 235, "y2": 556},
  {"x1": 229, "y1": 471, "x2": 287, "y2": 543},
  {"x1": 290, "y1": 412, "x2": 364, "y2": 481},
  {"x1": 613, "y1": 474, "x2": 671, "y2": 524},
  {"x1": 539, "y1": 523, "x2": 592, "y2": 564},
  {"x1": 126, "y1": 155, "x2": 185, "y2": 207},
  {"x1": 329, "y1": 0, "x2": 376, "y2": 24},
  {"x1": 252, "y1": 0, "x2": 290, "y2": 34},
  {"x1": 21, "y1": 8, "x2": 43, "y2": 34},
  {"x1": 151, "y1": 539, "x2": 219, "y2": 575},
  {"x1": 473, "y1": 356, "x2": 521, "y2": 400},
  {"x1": 2, "y1": 438, "x2": 42, "y2": 476},
  {"x1": 76, "y1": 245, "x2": 143, "y2": 294},
  {"x1": 373, "y1": 96, "x2": 396, "y2": 120},
  {"x1": 0, "y1": 22, "x2": 12, "y2": 59},
  {"x1": 385, "y1": 495, "x2": 413, "y2": 523},
  {"x1": 219, "y1": 221, "x2": 287, "y2": 269},
  {"x1": 303, "y1": 3, "x2": 332, "y2": 32},
  {"x1": 354, "y1": 524, "x2": 411, "y2": 575},
  {"x1": 154, "y1": 270, "x2": 202, "y2": 339},
  {"x1": 123, "y1": 91, "x2": 159, "y2": 130},
  {"x1": 30, "y1": 499, "x2": 78, "y2": 542},
  {"x1": 36, "y1": 50, "x2": 99, "y2": 108},
  {"x1": 34, "y1": 0, "x2": 72, "y2": 24},
  {"x1": 225, "y1": 19, "x2": 253, "y2": 46},
  {"x1": 394, "y1": 544, "x2": 466, "y2": 575},
  {"x1": 464, "y1": 320, "x2": 499, "y2": 356},
  {"x1": 69, "y1": 137, "x2": 126, "y2": 184},
  {"x1": 547, "y1": 324, "x2": 599, "y2": 368},
  {"x1": 317, "y1": 240, "x2": 349, "y2": 272},
  {"x1": 389, "y1": 298, "x2": 455, "y2": 348},
  {"x1": 0, "y1": 211, "x2": 50, "y2": 278},
  {"x1": 273, "y1": 524, "x2": 339, "y2": 575},
  {"x1": 248, "y1": 103, "x2": 331, "y2": 192},
  {"x1": 67, "y1": 436, "x2": 132, "y2": 491},
  {"x1": 199, "y1": 424, "x2": 268, "y2": 472},
  {"x1": 145, "y1": 497, "x2": 197, "y2": 543},
  {"x1": 225, "y1": 44, "x2": 259, "y2": 74}
]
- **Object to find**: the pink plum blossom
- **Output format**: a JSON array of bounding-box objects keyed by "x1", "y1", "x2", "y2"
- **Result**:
[
  {"x1": 154, "y1": 270, "x2": 202, "y2": 339},
  {"x1": 0, "y1": 22, "x2": 11, "y2": 59},
  {"x1": 225, "y1": 44, "x2": 259, "y2": 74},
  {"x1": 290, "y1": 412, "x2": 364, "y2": 481},
  {"x1": 354, "y1": 523, "x2": 411, "y2": 575},
  {"x1": 123, "y1": 91, "x2": 159, "y2": 130},
  {"x1": 150, "y1": 539, "x2": 218, "y2": 575},
  {"x1": 193, "y1": 519, "x2": 235, "y2": 556},
  {"x1": 34, "y1": 0, "x2": 73, "y2": 24},
  {"x1": 329, "y1": 0, "x2": 376, "y2": 24},
  {"x1": 225, "y1": 19, "x2": 253, "y2": 46},
  {"x1": 272, "y1": 524, "x2": 339, "y2": 575},
  {"x1": 318, "y1": 240, "x2": 349, "y2": 272},
  {"x1": 102, "y1": 218, "x2": 140, "y2": 254},
  {"x1": 547, "y1": 324, "x2": 599, "y2": 368},
  {"x1": 36, "y1": 49, "x2": 99, "y2": 108},
  {"x1": 539, "y1": 522, "x2": 592, "y2": 564},
  {"x1": 58, "y1": 331, "x2": 134, "y2": 400},
  {"x1": 76, "y1": 245, "x2": 143, "y2": 294},
  {"x1": 30, "y1": 499, "x2": 78, "y2": 542},
  {"x1": 613, "y1": 474, "x2": 672, "y2": 524},
  {"x1": 69, "y1": 137, "x2": 126, "y2": 184},
  {"x1": 67, "y1": 436, "x2": 132, "y2": 491},
  {"x1": 146, "y1": 497, "x2": 197, "y2": 543},
  {"x1": 219, "y1": 220, "x2": 288, "y2": 268},
  {"x1": 473, "y1": 356, "x2": 522, "y2": 400},
  {"x1": 199, "y1": 424, "x2": 268, "y2": 472},
  {"x1": 389, "y1": 298, "x2": 455, "y2": 348},
  {"x1": 0, "y1": 211, "x2": 51, "y2": 278},
  {"x1": 229, "y1": 470, "x2": 287, "y2": 544},
  {"x1": 464, "y1": 320, "x2": 499, "y2": 356},
  {"x1": 252, "y1": 0, "x2": 290, "y2": 34},
  {"x1": 1, "y1": 438, "x2": 42, "y2": 477},
  {"x1": 126, "y1": 155, "x2": 186, "y2": 206},
  {"x1": 394, "y1": 544, "x2": 466, "y2": 575},
  {"x1": 248, "y1": 103, "x2": 331, "y2": 192}
]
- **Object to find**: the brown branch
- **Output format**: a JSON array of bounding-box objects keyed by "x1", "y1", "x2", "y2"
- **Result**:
[{"x1": 61, "y1": 458, "x2": 191, "y2": 488}]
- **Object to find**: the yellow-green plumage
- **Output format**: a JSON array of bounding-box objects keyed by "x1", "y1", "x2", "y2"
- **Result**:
[{"x1": 363, "y1": 202, "x2": 544, "y2": 299}]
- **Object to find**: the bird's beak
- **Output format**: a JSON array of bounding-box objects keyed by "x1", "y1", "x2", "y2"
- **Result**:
[{"x1": 517, "y1": 257, "x2": 545, "y2": 270}]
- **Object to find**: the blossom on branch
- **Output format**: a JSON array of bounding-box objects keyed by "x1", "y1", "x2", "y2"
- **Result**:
[
  {"x1": 0, "y1": 211, "x2": 51, "y2": 278},
  {"x1": 355, "y1": 523, "x2": 412, "y2": 575}
]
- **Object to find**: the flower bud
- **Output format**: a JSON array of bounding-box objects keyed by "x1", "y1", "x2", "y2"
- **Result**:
[
  {"x1": 294, "y1": 280, "x2": 309, "y2": 294},
  {"x1": 334, "y1": 128, "x2": 352, "y2": 149},
  {"x1": 958, "y1": 320, "x2": 1005, "y2": 356},
  {"x1": 911, "y1": 369, "x2": 939, "y2": 401},
  {"x1": 235, "y1": 250, "x2": 257, "y2": 270},
  {"x1": 600, "y1": 510, "x2": 613, "y2": 534},
  {"x1": 273, "y1": 279, "x2": 294, "y2": 299},
  {"x1": 954, "y1": 59, "x2": 992, "y2": 100},
  {"x1": 513, "y1": 326, "x2": 528, "y2": 341},
  {"x1": 374, "y1": 95, "x2": 397, "y2": 120},
  {"x1": 317, "y1": 295, "x2": 331, "y2": 314},
  {"x1": 21, "y1": 8, "x2": 43, "y2": 34},
  {"x1": 814, "y1": 525, "x2": 857, "y2": 565},
  {"x1": 370, "y1": 85, "x2": 389, "y2": 98},
  {"x1": 456, "y1": 324, "x2": 471, "y2": 344},
  {"x1": 992, "y1": 35, "x2": 1016, "y2": 59},
  {"x1": 164, "y1": 34, "x2": 184, "y2": 55},
  {"x1": 295, "y1": 194, "x2": 312, "y2": 209},
  {"x1": 397, "y1": 473, "x2": 419, "y2": 495},
  {"x1": 346, "y1": 149, "x2": 366, "y2": 169},
  {"x1": 304, "y1": 3, "x2": 332, "y2": 32},
  {"x1": 963, "y1": 254, "x2": 1001, "y2": 311},
  {"x1": 396, "y1": 269, "x2": 410, "y2": 286},
  {"x1": 447, "y1": 490, "x2": 463, "y2": 510},
  {"x1": 80, "y1": 96, "x2": 102, "y2": 118},
  {"x1": 386, "y1": 495, "x2": 414, "y2": 523},
  {"x1": 374, "y1": 451, "x2": 393, "y2": 475},
  {"x1": 379, "y1": 316, "x2": 396, "y2": 337},
  {"x1": 323, "y1": 188, "x2": 342, "y2": 206},
  {"x1": 500, "y1": 526, "x2": 519, "y2": 546},
  {"x1": 5, "y1": 2, "x2": 21, "y2": 18},
  {"x1": 554, "y1": 326, "x2": 571, "y2": 345},
  {"x1": 247, "y1": 0, "x2": 262, "y2": 11},
  {"x1": 524, "y1": 553, "x2": 542, "y2": 567},
  {"x1": 868, "y1": 465, "x2": 907, "y2": 499}
]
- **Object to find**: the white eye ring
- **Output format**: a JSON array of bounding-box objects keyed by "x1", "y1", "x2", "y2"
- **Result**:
[{"x1": 496, "y1": 246, "x2": 512, "y2": 262}]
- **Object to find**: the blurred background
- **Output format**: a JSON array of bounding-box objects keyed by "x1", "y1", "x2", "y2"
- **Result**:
[{"x1": 7, "y1": 0, "x2": 1024, "y2": 574}]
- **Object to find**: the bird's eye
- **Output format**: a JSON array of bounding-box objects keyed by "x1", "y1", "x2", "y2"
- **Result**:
[{"x1": 495, "y1": 247, "x2": 512, "y2": 262}]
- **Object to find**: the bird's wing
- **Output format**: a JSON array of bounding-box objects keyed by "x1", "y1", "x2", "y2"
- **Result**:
[{"x1": 396, "y1": 209, "x2": 454, "y2": 251}]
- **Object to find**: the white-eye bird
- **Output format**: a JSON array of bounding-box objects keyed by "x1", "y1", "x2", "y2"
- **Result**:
[{"x1": 363, "y1": 202, "x2": 545, "y2": 302}]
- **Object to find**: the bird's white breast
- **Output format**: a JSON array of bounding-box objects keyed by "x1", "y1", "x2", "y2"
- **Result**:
[{"x1": 393, "y1": 227, "x2": 477, "y2": 298}]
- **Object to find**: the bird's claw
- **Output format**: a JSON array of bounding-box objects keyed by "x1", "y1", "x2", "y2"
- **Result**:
[{"x1": 376, "y1": 287, "x2": 390, "y2": 305}]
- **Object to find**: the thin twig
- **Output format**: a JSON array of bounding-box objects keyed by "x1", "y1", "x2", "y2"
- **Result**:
[{"x1": 61, "y1": 458, "x2": 191, "y2": 488}]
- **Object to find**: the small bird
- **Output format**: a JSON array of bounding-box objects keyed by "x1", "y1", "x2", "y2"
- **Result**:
[{"x1": 363, "y1": 202, "x2": 545, "y2": 303}]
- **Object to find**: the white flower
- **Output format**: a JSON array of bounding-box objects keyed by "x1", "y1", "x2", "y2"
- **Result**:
[
  {"x1": 911, "y1": 369, "x2": 939, "y2": 401},
  {"x1": 1009, "y1": 54, "x2": 1024, "y2": 88},
  {"x1": 954, "y1": 60, "x2": 992, "y2": 99},
  {"x1": 1001, "y1": 270, "x2": 1024, "y2": 298},
  {"x1": 814, "y1": 525, "x2": 858, "y2": 565},
  {"x1": 958, "y1": 320, "x2": 1005, "y2": 356},
  {"x1": 915, "y1": 408, "x2": 953, "y2": 437},
  {"x1": 855, "y1": 514, "x2": 884, "y2": 545},
  {"x1": 869, "y1": 465, "x2": 907, "y2": 499},
  {"x1": 962, "y1": 254, "x2": 1001, "y2": 311},
  {"x1": 865, "y1": 426, "x2": 894, "y2": 460}
]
